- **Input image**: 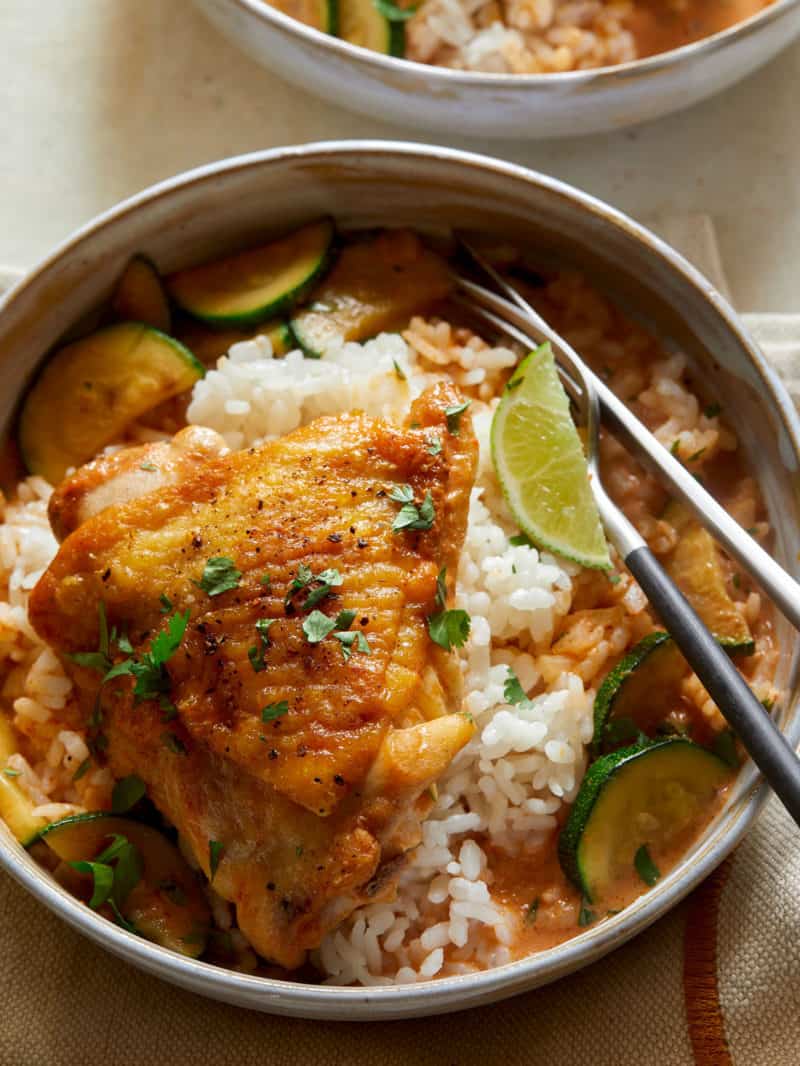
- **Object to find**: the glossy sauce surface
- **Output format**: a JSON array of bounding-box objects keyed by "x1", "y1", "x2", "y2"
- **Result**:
[{"x1": 630, "y1": 0, "x2": 774, "y2": 57}]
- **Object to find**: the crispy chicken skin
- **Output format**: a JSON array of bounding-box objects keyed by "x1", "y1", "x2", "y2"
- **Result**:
[{"x1": 29, "y1": 384, "x2": 477, "y2": 967}]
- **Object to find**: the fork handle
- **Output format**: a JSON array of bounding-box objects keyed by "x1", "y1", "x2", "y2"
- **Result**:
[{"x1": 625, "y1": 544, "x2": 800, "y2": 827}]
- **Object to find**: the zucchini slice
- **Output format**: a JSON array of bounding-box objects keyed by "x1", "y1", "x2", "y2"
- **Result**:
[
  {"x1": 339, "y1": 0, "x2": 405, "y2": 55},
  {"x1": 664, "y1": 502, "x2": 754, "y2": 654},
  {"x1": 167, "y1": 219, "x2": 336, "y2": 329},
  {"x1": 39, "y1": 812, "x2": 211, "y2": 957},
  {"x1": 0, "y1": 717, "x2": 47, "y2": 846},
  {"x1": 558, "y1": 738, "x2": 731, "y2": 904},
  {"x1": 18, "y1": 323, "x2": 204, "y2": 485},
  {"x1": 176, "y1": 318, "x2": 293, "y2": 365},
  {"x1": 592, "y1": 632, "x2": 686, "y2": 754},
  {"x1": 111, "y1": 256, "x2": 172, "y2": 334},
  {"x1": 289, "y1": 230, "x2": 451, "y2": 357},
  {"x1": 272, "y1": 0, "x2": 337, "y2": 33}
]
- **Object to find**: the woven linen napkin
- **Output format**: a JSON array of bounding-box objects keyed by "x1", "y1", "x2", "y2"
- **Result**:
[{"x1": 0, "y1": 221, "x2": 798, "y2": 1066}]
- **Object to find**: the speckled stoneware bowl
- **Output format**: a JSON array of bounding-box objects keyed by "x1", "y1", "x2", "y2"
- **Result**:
[
  {"x1": 192, "y1": 0, "x2": 800, "y2": 138},
  {"x1": 1, "y1": 142, "x2": 799, "y2": 1020}
]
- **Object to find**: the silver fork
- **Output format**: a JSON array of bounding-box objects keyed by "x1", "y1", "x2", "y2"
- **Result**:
[{"x1": 454, "y1": 241, "x2": 800, "y2": 827}]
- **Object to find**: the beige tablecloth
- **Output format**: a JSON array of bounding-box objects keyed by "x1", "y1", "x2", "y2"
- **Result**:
[{"x1": 1, "y1": 220, "x2": 799, "y2": 1066}]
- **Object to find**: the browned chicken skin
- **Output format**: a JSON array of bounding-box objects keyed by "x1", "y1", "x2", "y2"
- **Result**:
[{"x1": 29, "y1": 384, "x2": 477, "y2": 967}]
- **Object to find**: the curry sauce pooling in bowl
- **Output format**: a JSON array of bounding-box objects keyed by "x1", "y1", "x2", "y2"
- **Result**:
[{"x1": 0, "y1": 221, "x2": 777, "y2": 983}]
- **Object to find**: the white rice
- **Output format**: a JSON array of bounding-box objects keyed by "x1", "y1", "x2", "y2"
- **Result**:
[{"x1": 188, "y1": 329, "x2": 592, "y2": 984}]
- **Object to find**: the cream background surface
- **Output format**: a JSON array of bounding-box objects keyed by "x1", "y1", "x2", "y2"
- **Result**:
[{"x1": 0, "y1": 0, "x2": 798, "y2": 310}]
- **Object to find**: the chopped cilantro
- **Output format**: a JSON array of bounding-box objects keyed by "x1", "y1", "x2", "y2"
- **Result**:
[
  {"x1": 509, "y1": 533, "x2": 533, "y2": 548},
  {"x1": 302, "y1": 610, "x2": 337, "y2": 644},
  {"x1": 388, "y1": 484, "x2": 414, "y2": 505},
  {"x1": 111, "y1": 774, "x2": 146, "y2": 814},
  {"x1": 139, "y1": 462, "x2": 158, "y2": 472},
  {"x1": 427, "y1": 609, "x2": 471, "y2": 652},
  {"x1": 608, "y1": 573, "x2": 622, "y2": 586},
  {"x1": 261, "y1": 573, "x2": 272, "y2": 589},
  {"x1": 302, "y1": 568, "x2": 342, "y2": 610},
  {"x1": 392, "y1": 490, "x2": 435, "y2": 533},
  {"x1": 688, "y1": 448, "x2": 706, "y2": 462},
  {"x1": 525, "y1": 898, "x2": 539, "y2": 924},
  {"x1": 284, "y1": 563, "x2": 313, "y2": 605},
  {"x1": 503, "y1": 668, "x2": 526, "y2": 705},
  {"x1": 248, "y1": 618, "x2": 277, "y2": 673},
  {"x1": 107, "y1": 610, "x2": 190, "y2": 706},
  {"x1": 2, "y1": 767, "x2": 21, "y2": 778},
  {"x1": 373, "y1": 0, "x2": 419, "y2": 20},
  {"x1": 70, "y1": 860, "x2": 115, "y2": 909},
  {"x1": 159, "y1": 593, "x2": 173, "y2": 614},
  {"x1": 194, "y1": 557, "x2": 242, "y2": 597},
  {"x1": 634, "y1": 844, "x2": 660, "y2": 887},
  {"x1": 578, "y1": 898, "x2": 596, "y2": 927},
  {"x1": 435, "y1": 567, "x2": 447, "y2": 610},
  {"x1": 392, "y1": 358, "x2": 407, "y2": 381},
  {"x1": 162, "y1": 732, "x2": 186, "y2": 755},
  {"x1": 209, "y1": 840, "x2": 224, "y2": 880},
  {"x1": 262, "y1": 701, "x2": 289, "y2": 722},
  {"x1": 445, "y1": 400, "x2": 471, "y2": 435},
  {"x1": 334, "y1": 608, "x2": 357, "y2": 631},
  {"x1": 670, "y1": 440, "x2": 681, "y2": 457},
  {"x1": 427, "y1": 437, "x2": 442, "y2": 457},
  {"x1": 116, "y1": 631, "x2": 134, "y2": 655},
  {"x1": 334, "y1": 630, "x2": 371, "y2": 660}
]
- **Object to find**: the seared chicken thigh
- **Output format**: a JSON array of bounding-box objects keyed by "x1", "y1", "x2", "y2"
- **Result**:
[{"x1": 30, "y1": 383, "x2": 477, "y2": 967}]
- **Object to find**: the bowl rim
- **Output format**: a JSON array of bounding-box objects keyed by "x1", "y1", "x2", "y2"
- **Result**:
[
  {"x1": 228, "y1": 0, "x2": 800, "y2": 88},
  {"x1": 2, "y1": 139, "x2": 799, "y2": 1017}
]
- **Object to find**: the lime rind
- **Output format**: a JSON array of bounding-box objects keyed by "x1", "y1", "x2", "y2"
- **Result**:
[{"x1": 491, "y1": 343, "x2": 611, "y2": 570}]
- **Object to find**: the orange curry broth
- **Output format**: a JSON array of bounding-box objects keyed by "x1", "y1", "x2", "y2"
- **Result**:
[{"x1": 630, "y1": 0, "x2": 775, "y2": 58}]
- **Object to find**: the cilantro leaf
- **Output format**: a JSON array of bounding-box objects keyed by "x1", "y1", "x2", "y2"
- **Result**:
[
  {"x1": 634, "y1": 844, "x2": 661, "y2": 887},
  {"x1": 427, "y1": 437, "x2": 442, "y2": 457},
  {"x1": 388, "y1": 484, "x2": 415, "y2": 505},
  {"x1": 70, "y1": 860, "x2": 115, "y2": 909},
  {"x1": 209, "y1": 840, "x2": 224, "y2": 880},
  {"x1": 503, "y1": 668, "x2": 526, "y2": 705},
  {"x1": 261, "y1": 573, "x2": 272, "y2": 589},
  {"x1": 68, "y1": 651, "x2": 112, "y2": 674},
  {"x1": 285, "y1": 563, "x2": 314, "y2": 605},
  {"x1": 334, "y1": 609, "x2": 357, "y2": 631},
  {"x1": 159, "y1": 593, "x2": 173, "y2": 614},
  {"x1": 392, "y1": 491, "x2": 435, "y2": 533},
  {"x1": 374, "y1": 0, "x2": 418, "y2": 19},
  {"x1": 509, "y1": 533, "x2": 533, "y2": 548},
  {"x1": 249, "y1": 618, "x2": 277, "y2": 673},
  {"x1": 303, "y1": 568, "x2": 342, "y2": 610},
  {"x1": 445, "y1": 400, "x2": 471, "y2": 435},
  {"x1": 262, "y1": 701, "x2": 289, "y2": 722},
  {"x1": 302, "y1": 610, "x2": 336, "y2": 644},
  {"x1": 2, "y1": 767, "x2": 21, "y2": 778},
  {"x1": 194, "y1": 557, "x2": 242, "y2": 597},
  {"x1": 111, "y1": 774, "x2": 147, "y2": 814},
  {"x1": 435, "y1": 567, "x2": 447, "y2": 610},
  {"x1": 427, "y1": 609, "x2": 471, "y2": 651},
  {"x1": 392, "y1": 358, "x2": 407, "y2": 380},
  {"x1": 334, "y1": 630, "x2": 371, "y2": 661}
]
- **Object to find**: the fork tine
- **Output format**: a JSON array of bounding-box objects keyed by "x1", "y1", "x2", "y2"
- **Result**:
[{"x1": 452, "y1": 291, "x2": 583, "y2": 404}]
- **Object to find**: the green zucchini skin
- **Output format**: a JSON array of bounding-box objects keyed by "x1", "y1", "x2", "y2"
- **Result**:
[
  {"x1": 591, "y1": 631, "x2": 673, "y2": 755},
  {"x1": 558, "y1": 738, "x2": 730, "y2": 903},
  {"x1": 167, "y1": 219, "x2": 337, "y2": 330}
]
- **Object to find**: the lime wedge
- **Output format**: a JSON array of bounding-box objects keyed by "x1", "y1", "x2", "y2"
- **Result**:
[{"x1": 491, "y1": 343, "x2": 611, "y2": 570}]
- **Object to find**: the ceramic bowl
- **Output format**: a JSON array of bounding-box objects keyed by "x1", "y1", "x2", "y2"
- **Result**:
[
  {"x1": 1, "y1": 142, "x2": 798, "y2": 1019},
  {"x1": 192, "y1": 0, "x2": 800, "y2": 137}
]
